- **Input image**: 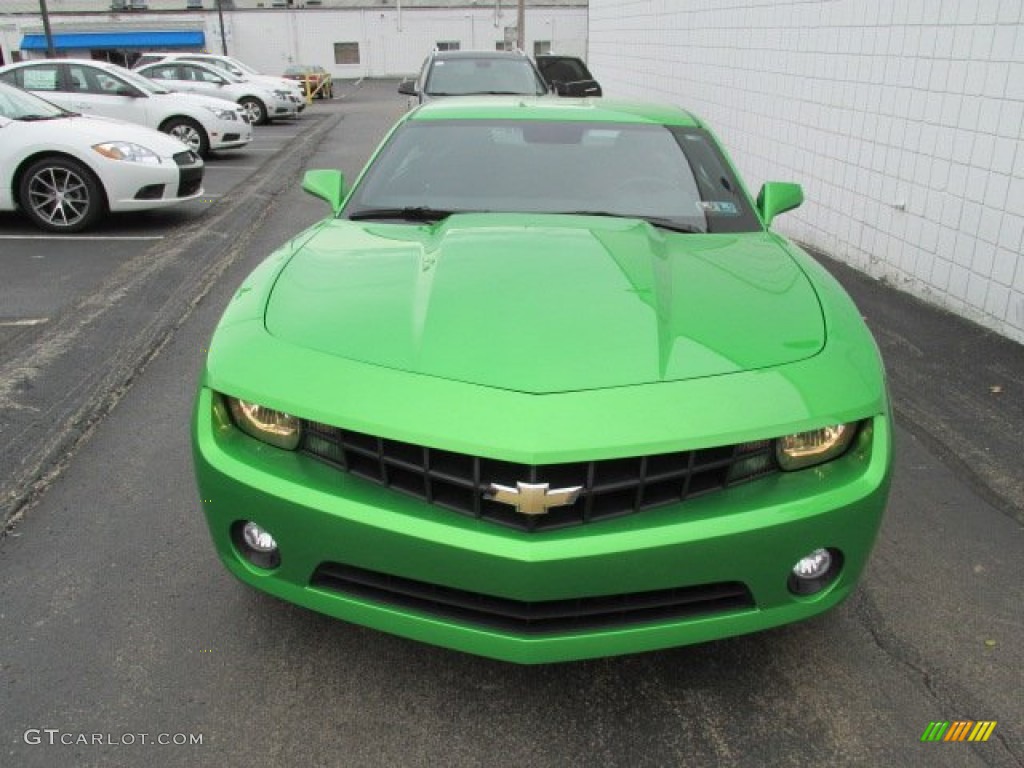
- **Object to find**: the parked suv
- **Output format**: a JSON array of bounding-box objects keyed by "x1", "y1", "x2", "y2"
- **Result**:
[
  {"x1": 534, "y1": 54, "x2": 602, "y2": 97},
  {"x1": 398, "y1": 50, "x2": 548, "y2": 106}
]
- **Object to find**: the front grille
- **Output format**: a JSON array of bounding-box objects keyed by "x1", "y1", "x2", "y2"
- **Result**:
[
  {"x1": 223, "y1": 133, "x2": 241, "y2": 142},
  {"x1": 300, "y1": 422, "x2": 777, "y2": 532},
  {"x1": 311, "y1": 562, "x2": 754, "y2": 636},
  {"x1": 172, "y1": 150, "x2": 200, "y2": 166},
  {"x1": 172, "y1": 151, "x2": 203, "y2": 197},
  {"x1": 134, "y1": 183, "x2": 164, "y2": 200}
]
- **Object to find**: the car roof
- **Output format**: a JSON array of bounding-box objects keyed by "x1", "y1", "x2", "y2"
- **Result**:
[
  {"x1": 430, "y1": 50, "x2": 529, "y2": 61},
  {"x1": 140, "y1": 59, "x2": 216, "y2": 70},
  {"x1": 407, "y1": 96, "x2": 703, "y2": 127},
  {"x1": 5, "y1": 58, "x2": 117, "y2": 68}
]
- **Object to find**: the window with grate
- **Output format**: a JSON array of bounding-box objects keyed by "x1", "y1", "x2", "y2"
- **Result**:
[
  {"x1": 533, "y1": 40, "x2": 551, "y2": 56},
  {"x1": 435, "y1": 41, "x2": 460, "y2": 52},
  {"x1": 334, "y1": 42, "x2": 360, "y2": 65}
]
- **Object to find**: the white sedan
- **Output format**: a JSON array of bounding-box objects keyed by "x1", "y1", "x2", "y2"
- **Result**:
[
  {"x1": 0, "y1": 59, "x2": 252, "y2": 158},
  {"x1": 135, "y1": 60, "x2": 297, "y2": 126},
  {"x1": 134, "y1": 53, "x2": 306, "y2": 116},
  {"x1": 0, "y1": 81, "x2": 204, "y2": 232}
]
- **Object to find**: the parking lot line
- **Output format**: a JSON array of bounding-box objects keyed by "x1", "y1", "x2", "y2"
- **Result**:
[
  {"x1": 0, "y1": 318, "x2": 48, "y2": 327},
  {"x1": 0, "y1": 235, "x2": 164, "y2": 241}
]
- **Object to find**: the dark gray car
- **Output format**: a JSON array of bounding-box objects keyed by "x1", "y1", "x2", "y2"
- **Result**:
[{"x1": 398, "y1": 49, "x2": 549, "y2": 105}]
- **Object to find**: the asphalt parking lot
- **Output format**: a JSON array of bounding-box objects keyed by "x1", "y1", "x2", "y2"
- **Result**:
[
  {"x1": 1, "y1": 80, "x2": 1021, "y2": 768},
  {"x1": 0, "y1": 111, "x2": 310, "y2": 348}
]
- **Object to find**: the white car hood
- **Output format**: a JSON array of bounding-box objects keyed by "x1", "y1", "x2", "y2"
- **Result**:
[
  {"x1": 20, "y1": 114, "x2": 201, "y2": 158},
  {"x1": 250, "y1": 74, "x2": 302, "y2": 93},
  {"x1": 153, "y1": 90, "x2": 241, "y2": 111}
]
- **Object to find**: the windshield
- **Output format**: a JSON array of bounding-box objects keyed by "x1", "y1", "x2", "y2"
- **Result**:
[
  {"x1": 0, "y1": 81, "x2": 70, "y2": 119},
  {"x1": 228, "y1": 57, "x2": 261, "y2": 77},
  {"x1": 343, "y1": 119, "x2": 761, "y2": 233},
  {"x1": 425, "y1": 59, "x2": 546, "y2": 96},
  {"x1": 110, "y1": 64, "x2": 172, "y2": 95}
]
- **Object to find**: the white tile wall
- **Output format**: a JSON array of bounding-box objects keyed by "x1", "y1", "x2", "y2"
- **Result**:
[{"x1": 589, "y1": 0, "x2": 1024, "y2": 344}]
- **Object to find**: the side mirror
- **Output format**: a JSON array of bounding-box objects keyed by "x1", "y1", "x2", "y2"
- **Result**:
[
  {"x1": 555, "y1": 79, "x2": 602, "y2": 97},
  {"x1": 397, "y1": 79, "x2": 417, "y2": 96},
  {"x1": 756, "y1": 182, "x2": 803, "y2": 228},
  {"x1": 302, "y1": 169, "x2": 346, "y2": 215}
]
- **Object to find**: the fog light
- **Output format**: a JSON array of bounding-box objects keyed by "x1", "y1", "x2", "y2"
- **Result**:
[
  {"x1": 243, "y1": 522, "x2": 277, "y2": 553},
  {"x1": 787, "y1": 547, "x2": 841, "y2": 596},
  {"x1": 234, "y1": 520, "x2": 281, "y2": 569}
]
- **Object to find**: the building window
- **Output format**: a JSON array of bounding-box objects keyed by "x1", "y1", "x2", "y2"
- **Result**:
[
  {"x1": 435, "y1": 41, "x2": 460, "y2": 52},
  {"x1": 186, "y1": 0, "x2": 203, "y2": 8},
  {"x1": 533, "y1": 40, "x2": 551, "y2": 56},
  {"x1": 334, "y1": 42, "x2": 360, "y2": 65},
  {"x1": 495, "y1": 41, "x2": 509, "y2": 51}
]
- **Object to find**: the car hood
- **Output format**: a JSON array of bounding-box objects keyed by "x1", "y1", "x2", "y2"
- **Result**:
[
  {"x1": 2, "y1": 114, "x2": 200, "y2": 158},
  {"x1": 155, "y1": 90, "x2": 240, "y2": 112},
  {"x1": 264, "y1": 215, "x2": 825, "y2": 393},
  {"x1": 249, "y1": 74, "x2": 300, "y2": 92}
]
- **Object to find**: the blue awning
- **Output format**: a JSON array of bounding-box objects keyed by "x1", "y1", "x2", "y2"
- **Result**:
[{"x1": 20, "y1": 30, "x2": 205, "y2": 51}]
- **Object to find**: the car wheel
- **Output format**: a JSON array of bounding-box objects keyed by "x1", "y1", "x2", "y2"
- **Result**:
[
  {"x1": 239, "y1": 97, "x2": 268, "y2": 125},
  {"x1": 162, "y1": 117, "x2": 211, "y2": 158},
  {"x1": 18, "y1": 156, "x2": 105, "y2": 233}
]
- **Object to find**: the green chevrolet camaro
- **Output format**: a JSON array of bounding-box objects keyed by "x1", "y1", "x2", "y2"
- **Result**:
[{"x1": 193, "y1": 97, "x2": 892, "y2": 664}]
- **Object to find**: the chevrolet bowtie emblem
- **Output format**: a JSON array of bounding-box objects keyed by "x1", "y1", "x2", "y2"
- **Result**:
[{"x1": 485, "y1": 481, "x2": 583, "y2": 516}]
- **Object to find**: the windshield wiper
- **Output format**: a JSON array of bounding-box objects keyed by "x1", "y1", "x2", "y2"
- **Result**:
[
  {"x1": 16, "y1": 114, "x2": 64, "y2": 121},
  {"x1": 348, "y1": 207, "x2": 455, "y2": 223},
  {"x1": 562, "y1": 211, "x2": 706, "y2": 234}
]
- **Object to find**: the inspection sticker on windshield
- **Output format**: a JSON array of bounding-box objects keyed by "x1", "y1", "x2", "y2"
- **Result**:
[{"x1": 697, "y1": 201, "x2": 739, "y2": 215}]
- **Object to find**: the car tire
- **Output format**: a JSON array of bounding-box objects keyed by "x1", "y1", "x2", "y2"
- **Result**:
[
  {"x1": 17, "y1": 155, "x2": 105, "y2": 233},
  {"x1": 161, "y1": 117, "x2": 211, "y2": 158},
  {"x1": 239, "y1": 97, "x2": 268, "y2": 126}
]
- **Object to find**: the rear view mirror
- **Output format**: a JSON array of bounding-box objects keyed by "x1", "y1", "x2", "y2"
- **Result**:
[
  {"x1": 555, "y1": 79, "x2": 602, "y2": 98},
  {"x1": 397, "y1": 80, "x2": 417, "y2": 96},
  {"x1": 756, "y1": 182, "x2": 803, "y2": 228},
  {"x1": 302, "y1": 169, "x2": 346, "y2": 215}
]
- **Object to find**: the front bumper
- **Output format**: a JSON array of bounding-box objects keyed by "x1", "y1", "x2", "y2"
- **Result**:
[
  {"x1": 208, "y1": 117, "x2": 253, "y2": 151},
  {"x1": 269, "y1": 94, "x2": 300, "y2": 119},
  {"x1": 103, "y1": 151, "x2": 204, "y2": 210},
  {"x1": 193, "y1": 387, "x2": 891, "y2": 664}
]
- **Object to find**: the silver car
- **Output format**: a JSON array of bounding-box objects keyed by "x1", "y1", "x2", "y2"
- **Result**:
[{"x1": 136, "y1": 60, "x2": 298, "y2": 125}]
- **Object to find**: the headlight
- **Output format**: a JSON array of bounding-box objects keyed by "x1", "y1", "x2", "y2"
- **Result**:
[
  {"x1": 226, "y1": 397, "x2": 302, "y2": 450},
  {"x1": 92, "y1": 142, "x2": 162, "y2": 165},
  {"x1": 776, "y1": 423, "x2": 858, "y2": 471},
  {"x1": 204, "y1": 106, "x2": 237, "y2": 121},
  {"x1": 274, "y1": 89, "x2": 291, "y2": 99}
]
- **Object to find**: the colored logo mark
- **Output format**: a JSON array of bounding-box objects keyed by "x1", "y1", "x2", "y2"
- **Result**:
[{"x1": 920, "y1": 721, "x2": 997, "y2": 742}]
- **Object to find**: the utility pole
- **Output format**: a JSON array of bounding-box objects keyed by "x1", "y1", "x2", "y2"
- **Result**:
[
  {"x1": 38, "y1": 0, "x2": 56, "y2": 58},
  {"x1": 516, "y1": 0, "x2": 525, "y2": 50},
  {"x1": 216, "y1": 0, "x2": 228, "y2": 55}
]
